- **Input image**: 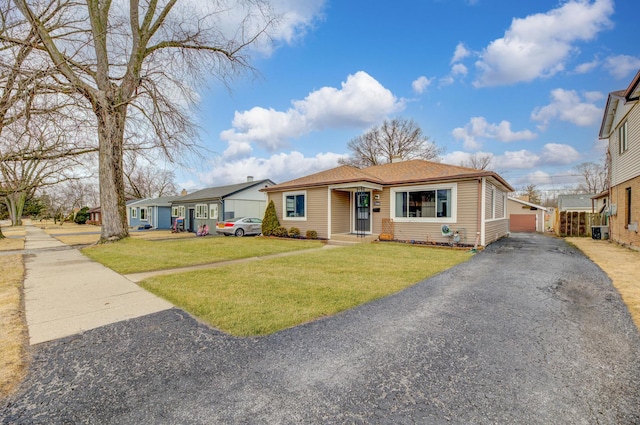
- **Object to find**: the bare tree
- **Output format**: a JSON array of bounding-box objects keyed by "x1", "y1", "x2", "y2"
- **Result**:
[
  {"x1": 0, "y1": 2, "x2": 97, "y2": 232},
  {"x1": 518, "y1": 184, "x2": 541, "y2": 205},
  {"x1": 124, "y1": 151, "x2": 178, "y2": 199},
  {"x1": 573, "y1": 160, "x2": 608, "y2": 194},
  {"x1": 339, "y1": 117, "x2": 443, "y2": 168},
  {"x1": 12, "y1": 0, "x2": 276, "y2": 242},
  {"x1": 459, "y1": 153, "x2": 494, "y2": 170}
]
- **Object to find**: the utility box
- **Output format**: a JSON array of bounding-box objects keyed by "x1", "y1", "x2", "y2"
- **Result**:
[{"x1": 591, "y1": 225, "x2": 609, "y2": 240}]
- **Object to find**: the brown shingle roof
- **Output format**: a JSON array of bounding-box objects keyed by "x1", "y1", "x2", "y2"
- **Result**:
[{"x1": 264, "y1": 160, "x2": 514, "y2": 192}]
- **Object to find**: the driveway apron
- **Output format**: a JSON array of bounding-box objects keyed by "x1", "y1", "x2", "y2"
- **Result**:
[{"x1": 2, "y1": 233, "x2": 640, "y2": 424}]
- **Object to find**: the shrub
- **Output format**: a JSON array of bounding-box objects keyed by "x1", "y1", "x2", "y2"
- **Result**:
[
  {"x1": 262, "y1": 200, "x2": 279, "y2": 236},
  {"x1": 288, "y1": 227, "x2": 300, "y2": 238},
  {"x1": 74, "y1": 206, "x2": 90, "y2": 225},
  {"x1": 306, "y1": 229, "x2": 318, "y2": 239},
  {"x1": 273, "y1": 226, "x2": 288, "y2": 237}
]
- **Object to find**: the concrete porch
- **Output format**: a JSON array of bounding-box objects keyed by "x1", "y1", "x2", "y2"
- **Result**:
[{"x1": 328, "y1": 233, "x2": 380, "y2": 246}]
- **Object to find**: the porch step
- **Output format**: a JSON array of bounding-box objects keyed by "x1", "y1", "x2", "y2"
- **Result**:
[{"x1": 328, "y1": 233, "x2": 379, "y2": 245}]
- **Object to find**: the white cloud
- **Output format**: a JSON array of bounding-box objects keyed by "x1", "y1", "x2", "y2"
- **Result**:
[
  {"x1": 451, "y1": 42, "x2": 471, "y2": 64},
  {"x1": 531, "y1": 88, "x2": 602, "y2": 130},
  {"x1": 451, "y1": 63, "x2": 468, "y2": 76},
  {"x1": 198, "y1": 151, "x2": 342, "y2": 186},
  {"x1": 473, "y1": 0, "x2": 614, "y2": 87},
  {"x1": 412, "y1": 76, "x2": 434, "y2": 94},
  {"x1": 452, "y1": 117, "x2": 537, "y2": 150},
  {"x1": 495, "y1": 150, "x2": 541, "y2": 169},
  {"x1": 269, "y1": 0, "x2": 326, "y2": 45},
  {"x1": 540, "y1": 143, "x2": 581, "y2": 165},
  {"x1": 603, "y1": 55, "x2": 640, "y2": 79},
  {"x1": 221, "y1": 71, "x2": 403, "y2": 152},
  {"x1": 441, "y1": 150, "x2": 494, "y2": 167},
  {"x1": 574, "y1": 59, "x2": 600, "y2": 74}
]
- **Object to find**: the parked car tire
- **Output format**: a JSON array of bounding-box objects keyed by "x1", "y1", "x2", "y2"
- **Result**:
[{"x1": 235, "y1": 228, "x2": 244, "y2": 237}]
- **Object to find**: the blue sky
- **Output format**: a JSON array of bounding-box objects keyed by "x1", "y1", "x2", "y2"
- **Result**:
[{"x1": 178, "y1": 0, "x2": 640, "y2": 195}]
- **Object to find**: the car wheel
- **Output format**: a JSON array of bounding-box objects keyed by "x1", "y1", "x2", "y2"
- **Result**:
[{"x1": 235, "y1": 228, "x2": 244, "y2": 237}]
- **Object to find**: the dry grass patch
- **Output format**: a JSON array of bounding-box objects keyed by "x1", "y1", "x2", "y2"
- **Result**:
[
  {"x1": 0, "y1": 237, "x2": 24, "y2": 251},
  {"x1": 83, "y1": 236, "x2": 324, "y2": 274},
  {"x1": 140, "y1": 243, "x2": 472, "y2": 336},
  {"x1": 567, "y1": 237, "x2": 640, "y2": 329},
  {"x1": 0, "y1": 254, "x2": 28, "y2": 398}
]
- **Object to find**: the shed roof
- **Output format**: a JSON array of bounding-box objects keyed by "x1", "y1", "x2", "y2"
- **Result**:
[{"x1": 557, "y1": 194, "x2": 596, "y2": 211}]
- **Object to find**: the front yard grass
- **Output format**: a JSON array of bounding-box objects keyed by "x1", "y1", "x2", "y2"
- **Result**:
[
  {"x1": 82, "y1": 237, "x2": 324, "y2": 274},
  {"x1": 140, "y1": 243, "x2": 471, "y2": 336},
  {"x1": 0, "y1": 254, "x2": 27, "y2": 398}
]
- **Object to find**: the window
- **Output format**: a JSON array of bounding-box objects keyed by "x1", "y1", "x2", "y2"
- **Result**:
[
  {"x1": 171, "y1": 206, "x2": 179, "y2": 217},
  {"x1": 131, "y1": 208, "x2": 137, "y2": 219},
  {"x1": 195, "y1": 204, "x2": 208, "y2": 219},
  {"x1": 626, "y1": 187, "x2": 632, "y2": 225},
  {"x1": 393, "y1": 185, "x2": 455, "y2": 221},
  {"x1": 619, "y1": 120, "x2": 628, "y2": 154},
  {"x1": 178, "y1": 206, "x2": 185, "y2": 218},
  {"x1": 209, "y1": 204, "x2": 219, "y2": 220},
  {"x1": 139, "y1": 207, "x2": 147, "y2": 221},
  {"x1": 284, "y1": 192, "x2": 306, "y2": 220}
]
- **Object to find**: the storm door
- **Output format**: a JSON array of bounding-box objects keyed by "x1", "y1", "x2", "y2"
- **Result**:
[{"x1": 354, "y1": 191, "x2": 371, "y2": 235}]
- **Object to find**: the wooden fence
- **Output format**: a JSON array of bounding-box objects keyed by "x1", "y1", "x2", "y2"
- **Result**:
[{"x1": 554, "y1": 211, "x2": 605, "y2": 237}]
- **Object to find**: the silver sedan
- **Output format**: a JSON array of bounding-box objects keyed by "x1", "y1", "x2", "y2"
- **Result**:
[{"x1": 215, "y1": 217, "x2": 262, "y2": 237}]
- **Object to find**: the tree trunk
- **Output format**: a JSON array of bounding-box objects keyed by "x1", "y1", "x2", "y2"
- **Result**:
[
  {"x1": 5, "y1": 192, "x2": 27, "y2": 226},
  {"x1": 95, "y1": 96, "x2": 129, "y2": 242}
]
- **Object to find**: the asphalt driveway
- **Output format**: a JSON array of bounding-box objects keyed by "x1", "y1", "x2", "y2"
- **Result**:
[{"x1": 2, "y1": 233, "x2": 640, "y2": 424}]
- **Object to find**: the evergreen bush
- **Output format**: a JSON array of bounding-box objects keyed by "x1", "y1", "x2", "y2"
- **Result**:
[
  {"x1": 306, "y1": 229, "x2": 318, "y2": 239},
  {"x1": 262, "y1": 200, "x2": 279, "y2": 236}
]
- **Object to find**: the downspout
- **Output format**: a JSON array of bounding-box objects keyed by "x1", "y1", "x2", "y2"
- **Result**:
[{"x1": 475, "y1": 178, "x2": 483, "y2": 249}]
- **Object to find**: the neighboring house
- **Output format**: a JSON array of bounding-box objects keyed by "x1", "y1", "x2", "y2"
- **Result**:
[
  {"x1": 507, "y1": 196, "x2": 547, "y2": 232},
  {"x1": 87, "y1": 199, "x2": 138, "y2": 226},
  {"x1": 171, "y1": 177, "x2": 275, "y2": 232},
  {"x1": 599, "y1": 69, "x2": 640, "y2": 249},
  {"x1": 262, "y1": 159, "x2": 514, "y2": 247},
  {"x1": 557, "y1": 194, "x2": 597, "y2": 213},
  {"x1": 128, "y1": 195, "x2": 182, "y2": 229},
  {"x1": 88, "y1": 206, "x2": 102, "y2": 225}
]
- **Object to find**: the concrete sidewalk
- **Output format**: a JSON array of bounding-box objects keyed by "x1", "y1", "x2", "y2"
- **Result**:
[{"x1": 23, "y1": 225, "x2": 173, "y2": 345}]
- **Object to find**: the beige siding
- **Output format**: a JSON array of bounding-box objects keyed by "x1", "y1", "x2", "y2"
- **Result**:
[
  {"x1": 610, "y1": 104, "x2": 640, "y2": 187},
  {"x1": 268, "y1": 188, "x2": 329, "y2": 238},
  {"x1": 485, "y1": 219, "x2": 510, "y2": 244},
  {"x1": 391, "y1": 180, "x2": 480, "y2": 245},
  {"x1": 331, "y1": 190, "x2": 351, "y2": 235},
  {"x1": 372, "y1": 188, "x2": 391, "y2": 235}
]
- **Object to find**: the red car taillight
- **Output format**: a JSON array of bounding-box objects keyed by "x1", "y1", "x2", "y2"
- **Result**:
[{"x1": 225, "y1": 222, "x2": 234, "y2": 227}]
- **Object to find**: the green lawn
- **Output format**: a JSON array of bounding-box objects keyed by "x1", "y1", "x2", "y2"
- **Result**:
[
  {"x1": 139, "y1": 243, "x2": 472, "y2": 336},
  {"x1": 82, "y1": 236, "x2": 324, "y2": 274}
]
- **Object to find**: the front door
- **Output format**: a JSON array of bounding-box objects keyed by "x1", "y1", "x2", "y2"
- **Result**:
[{"x1": 354, "y1": 191, "x2": 371, "y2": 234}]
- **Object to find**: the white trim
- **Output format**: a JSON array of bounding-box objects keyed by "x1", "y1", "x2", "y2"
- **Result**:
[
  {"x1": 195, "y1": 204, "x2": 208, "y2": 219},
  {"x1": 390, "y1": 183, "x2": 457, "y2": 223},
  {"x1": 327, "y1": 187, "x2": 332, "y2": 239},
  {"x1": 209, "y1": 204, "x2": 219, "y2": 220},
  {"x1": 131, "y1": 207, "x2": 137, "y2": 219},
  {"x1": 171, "y1": 206, "x2": 179, "y2": 217},
  {"x1": 481, "y1": 178, "x2": 486, "y2": 247},
  {"x1": 328, "y1": 181, "x2": 383, "y2": 191},
  {"x1": 283, "y1": 190, "x2": 307, "y2": 221}
]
